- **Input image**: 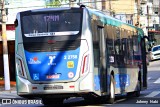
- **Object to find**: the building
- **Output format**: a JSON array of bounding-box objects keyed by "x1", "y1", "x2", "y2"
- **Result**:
[
  {"x1": 80, "y1": 0, "x2": 139, "y2": 26},
  {"x1": 140, "y1": 0, "x2": 160, "y2": 36},
  {"x1": 81, "y1": 0, "x2": 160, "y2": 47},
  {"x1": 140, "y1": 0, "x2": 160, "y2": 47}
]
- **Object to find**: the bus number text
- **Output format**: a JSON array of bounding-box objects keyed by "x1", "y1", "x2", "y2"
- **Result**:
[
  {"x1": 64, "y1": 55, "x2": 77, "y2": 59},
  {"x1": 44, "y1": 15, "x2": 59, "y2": 22}
]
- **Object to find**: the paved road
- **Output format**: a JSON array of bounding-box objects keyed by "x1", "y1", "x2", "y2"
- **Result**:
[{"x1": 1, "y1": 60, "x2": 160, "y2": 107}]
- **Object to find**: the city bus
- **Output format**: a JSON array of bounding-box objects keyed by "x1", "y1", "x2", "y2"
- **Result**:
[{"x1": 15, "y1": 5, "x2": 148, "y2": 105}]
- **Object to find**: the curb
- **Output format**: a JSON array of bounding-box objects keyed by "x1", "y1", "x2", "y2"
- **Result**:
[{"x1": 0, "y1": 90, "x2": 17, "y2": 94}]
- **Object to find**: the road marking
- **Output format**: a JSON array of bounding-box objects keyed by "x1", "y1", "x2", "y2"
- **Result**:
[
  {"x1": 145, "y1": 91, "x2": 160, "y2": 97},
  {"x1": 154, "y1": 78, "x2": 160, "y2": 83}
]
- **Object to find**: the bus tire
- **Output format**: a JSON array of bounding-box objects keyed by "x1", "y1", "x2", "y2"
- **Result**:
[
  {"x1": 109, "y1": 75, "x2": 115, "y2": 104},
  {"x1": 135, "y1": 79, "x2": 141, "y2": 97},
  {"x1": 42, "y1": 98, "x2": 64, "y2": 105}
]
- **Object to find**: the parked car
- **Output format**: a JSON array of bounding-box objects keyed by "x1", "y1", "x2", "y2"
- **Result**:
[{"x1": 149, "y1": 45, "x2": 160, "y2": 61}]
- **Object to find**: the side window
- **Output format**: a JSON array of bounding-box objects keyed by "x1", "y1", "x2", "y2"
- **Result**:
[
  {"x1": 115, "y1": 27, "x2": 120, "y2": 55},
  {"x1": 133, "y1": 33, "x2": 139, "y2": 53},
  {"x1": 122, "y1": 38, "x2": 128, "y2": 64},
  {"x1": 127, "y1": 31, "x2": 134, "y2": 65},
  {"x1": 92, "y1": 20, "x2": 100, "y2": 67},
  {"x1": 91, "y1": 19, "x2": 97, "y2": 42},
  {"x1": 132, "y1": 32, "x2": 142, "y2": 65},
  {"x1": 114, "y1": 27, "x2": 123, "y2": 65},
  {"x1": 107, "y1": 25, "x2": 115, "y2": 55},
  {"x1": 121, "y1": 29, "x2": 128, "y2": 64},
  {"x1": 106, "y1": 25, "x2": 115, "y2": 64}
]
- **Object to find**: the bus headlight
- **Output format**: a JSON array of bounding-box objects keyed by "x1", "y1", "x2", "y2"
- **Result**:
[{"x1": 16, "y1": 58, "x2": 27, "y2": 79}]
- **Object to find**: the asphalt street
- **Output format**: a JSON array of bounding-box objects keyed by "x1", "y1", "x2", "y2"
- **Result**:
[{"x1": 0, "y1": 60, "x2": 160, "y2": 107}]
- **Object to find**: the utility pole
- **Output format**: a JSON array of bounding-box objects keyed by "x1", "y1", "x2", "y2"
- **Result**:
[
  {"x1": 147, "y1": 5, "x2": 149, "y2": 32},
  {"x1": 1, "y1": 0, "x2": 10, "y2": 90},
  {"x1": 109, "y1": 0, "x2": 112, "y2": 16},
  {"x1": 69, "y1": 0, "x2": 75, "y2": 7},
  {"x1": 136, "y1": 0, "x2": 140, "y2": 27},
  {"x1": 95, "y1": 0, "x2": 97, "y2": 9},
  {"x1": 159, "y1": 1, "x2": 160, "y2": 27},
  {"x1": 102, "y1": 0, "x2": 106, "y2": 11}
]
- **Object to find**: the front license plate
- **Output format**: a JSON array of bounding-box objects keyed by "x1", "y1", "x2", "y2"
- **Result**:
[{"x1": 44, "y1": 85, "x2": 63, "y2": 90}]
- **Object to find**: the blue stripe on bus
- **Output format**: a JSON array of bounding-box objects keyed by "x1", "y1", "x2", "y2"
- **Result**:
[
  {"x1": 94, "y1": 75, "x2": 110, "y2": 91},
  {"x1": 115, "y1": 74, "x2": 130, "y2": 88},
  {"x1": 24, "y1": 48, "x2": 80, "y2": 81},
  {"x1": 94, "y1": 75, "x2": 100, "y2": 91}
]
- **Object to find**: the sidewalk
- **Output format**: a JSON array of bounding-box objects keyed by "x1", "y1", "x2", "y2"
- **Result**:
[
  {"x1": 0, "y1": 81, "x2": 21, "y2": 99},
  {"x1": 0, "y1": 80, "x2": 16, "y2": 87},
  {"x1": 0, "y1": 80, "x2": 16, "y2": 91}
]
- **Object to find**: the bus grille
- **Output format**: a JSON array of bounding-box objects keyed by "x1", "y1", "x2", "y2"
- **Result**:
[{"x1": 23, "y1": 40, "x2": 80, "y2": 52}]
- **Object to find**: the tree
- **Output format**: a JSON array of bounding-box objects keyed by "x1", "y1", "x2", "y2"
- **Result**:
[{"x1": 46, "y1": 0, "x2": 68, "y2": 7}]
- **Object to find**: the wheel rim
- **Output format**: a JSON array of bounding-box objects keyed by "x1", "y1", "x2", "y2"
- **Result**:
[{"x1": 110, "y1": 78, "x2": 115, "y2": 99}]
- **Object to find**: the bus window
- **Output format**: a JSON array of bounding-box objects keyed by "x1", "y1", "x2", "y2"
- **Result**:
[
  {"x1": 22, "y1": 13, "x2": 81, "y2": 36},
  {"x1": 106, "y1": 25, "x2": 115, "y2": 63}
]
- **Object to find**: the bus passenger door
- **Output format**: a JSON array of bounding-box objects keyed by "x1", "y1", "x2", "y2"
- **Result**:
[{"x1": 97, "y1": 26, "x2": 107, "y2": 93}]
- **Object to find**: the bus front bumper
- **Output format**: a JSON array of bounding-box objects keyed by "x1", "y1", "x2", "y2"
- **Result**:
[{"x1": 16, "y1": 75, "x2": 95, "y2": 98}]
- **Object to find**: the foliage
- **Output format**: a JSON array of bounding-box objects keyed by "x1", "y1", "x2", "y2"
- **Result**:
[{"x1": 46, "y1": 0, "x2": 68, "y2": 7}]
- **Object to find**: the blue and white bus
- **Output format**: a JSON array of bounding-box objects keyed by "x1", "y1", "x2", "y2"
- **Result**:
[{"x1": 15, "y1": 5, "x2": 147, "y2": 105}]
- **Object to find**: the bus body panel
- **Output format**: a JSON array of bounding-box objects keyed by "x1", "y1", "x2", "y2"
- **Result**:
[
  {"x1": 16, "y1": 73, "x2": 96, "y2": 96},
  {"x1": 24, "y1": 48, "x2": 80, "y2": 81},
  {"x1": 111, "y1": 67, "x2": 139, "y2": 94}
]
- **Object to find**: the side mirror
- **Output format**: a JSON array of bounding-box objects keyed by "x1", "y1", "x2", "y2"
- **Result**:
[{"x1": 14, "y1": 19, "x2": 18, "y2": 27}]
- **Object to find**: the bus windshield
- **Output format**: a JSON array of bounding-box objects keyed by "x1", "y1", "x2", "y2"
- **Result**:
[{"x1": 22, "y1": 12, "x2": 81, "y2": 37}]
